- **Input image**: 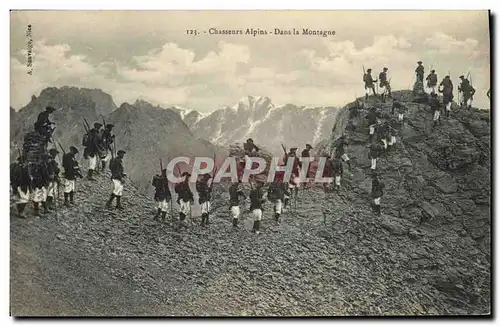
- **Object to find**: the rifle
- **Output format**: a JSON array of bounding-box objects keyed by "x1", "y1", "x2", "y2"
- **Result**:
[
  {"x1": 160, "y1": 158, "x2": 163, "y2": 173},
  {"x1": 82, "y1": 117, "x2": 91, "y2": 133},
  {"x1": 101, "y1": 115, "x2": 106, "y2": 129},
  {"x1": 56, "y1": 140, "x2": 66, "y2": 155}
]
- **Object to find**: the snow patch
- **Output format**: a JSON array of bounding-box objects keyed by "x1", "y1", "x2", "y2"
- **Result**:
[{"x1": 312, "y1": 108, "x2": 328, "y2": 145}]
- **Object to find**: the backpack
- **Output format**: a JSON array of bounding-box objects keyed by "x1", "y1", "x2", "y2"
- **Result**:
[
  {"x1": 109, "y1": 157, "x2": 116, "y2": 172},
  {"x1": 363, "y1": 73, "x2": 367, "y2": 83},
  {"x1": 82, "y1": 133, "x2": 89, "y2": 147}
]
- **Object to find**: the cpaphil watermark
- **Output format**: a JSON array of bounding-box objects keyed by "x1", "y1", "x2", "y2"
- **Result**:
[
  {"x1": 26, "y1": 24, "x2": 33, "y2": 75},
  {"x1": 164, "y1": 156, "x2": 333, "y2": 185}
]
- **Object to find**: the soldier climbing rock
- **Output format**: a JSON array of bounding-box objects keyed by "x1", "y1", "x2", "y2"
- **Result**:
[
  {"x1": 152, "y1": 168, "x2": 171, "y2": 222},
  {"x1": 10, "y1": 155, "x2": 31, "y2": 218},
  {"x1": 387, "y1": 121, "x2": 398, "y2": 150},
  {"x1": 415, "y1": 61, "x2": 424, "y2": 83},
  {"x1": 243, "y1": 138, "x2": 259, "y2": 156},
  {"x1": 46, "y1": 148, "x2": 61, "y2": 211},
  {"x1": 62, "y1": 146, "x2": 83, "y2": 207},
  {"x1": 439, "y1": 75, "x2": 454, "y2": 117},
  {"x1": 106, "y1": 150, "x2": 127, "y2": 210},
  {"x1": 284, "y1": 147, "x2": 301, "y2": 199},
  {"x1": 249, "y1": 180, "x2": 266, "y2": 234},
  {"x1": 369, "y1": 140, "x2": 383, "y2": 171},
  {"x1": 100, "y1": 124, "x2": 115, "y2": 171},
  {"x1": 267, "y1": 172, "x2": 290, "y2": 222},
  {"x1": 363, "y1": 68, "x2": 377, "y2": 99},
  {"x1": 196, "y1": 173, "x2": 213, "y2": 227},
  {"x1": 379, "y1": 67, "x2": 392, "y2": 100},
  {"x1": 34, "y1": 106, "x2": 56, "y2": 143},
  {"x1": 301, "y1": 144, "x2": 314, "y2": 181},
  {"x1": 175, "y1": 172, "x2": 194, "y2": 227},
  {"x1": 426, "y1": 69, "x2": 438, "y2": 93},
  {"x1": 84, "y1": 122, "x2": 103, "y2": 181},
  {"x1": 430, "y1": 92, "x2": 442, "y2": 128},
  {"x1": 392, "y1": 101, "x2": 407, "y2": 124},
  {"x1": 322, "y1": 155, "x2": 334, "y2": 192},
  {"x1": 32, "y1": 155, "x2": 50, "y2": 216},
  {"x1": 332, "y1": 135, "x2": 352, "y2": 169},
  {"x1": 331, "y1": 157, "x2": 343, "y2": 191},
  {"x1": 376, "y1": 122, "x2": 390, "y2": 152},
  {"x1": 458, "y1": 75, "x2": 476, "y2": 108},
  {"x1": 371, "y1": 173, "x2": 385, "y2": 216},
  {"x1": 365, "y1": 107, "x2": 378, "y2": 141},
  {"x1": 229, "y1": 180, "x2": 246, "y2": 227}
]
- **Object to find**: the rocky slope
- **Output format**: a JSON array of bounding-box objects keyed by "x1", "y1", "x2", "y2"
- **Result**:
[
  {"x1": 178, "y1": 96, "x2": 339, "y2": 154},
  {"x1": 10, "y1": 90, "x2": 490, "y2": 316}
]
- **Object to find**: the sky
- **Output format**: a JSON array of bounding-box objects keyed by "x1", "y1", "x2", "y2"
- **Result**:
[{"x1": 10, "y1": 10, "x2": 491, "y2": 112}]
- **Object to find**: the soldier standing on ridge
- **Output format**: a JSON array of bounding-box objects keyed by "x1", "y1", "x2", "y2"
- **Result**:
[
  {"x1": 249, "y1": 179, "x2": 266, "y2": 234},
  {"x1": 84, "y1": 122, "x2": 103, "y2": 181},
  {"x1": 379, "y1": 67, "x2": 392, "y2": 100},
  {"x1": 34, "y1": 106, "x2": 56, "y2": 143},
  {"x1": 439, "y1": 75, "x2": 454, "y2": 117},
  {"x1": 32, "y1": 155, "x2": 50, "y2": 216},
  {"x1": 365, "y1": 107, "x2": 378, "y2": 141},
  {"x1": 46, "y1": 148, "x2": 61, "y2": 211},
  {"x1": 62, "y1": 146, "x2": 83, "y2": 207},
  {"x1": 415, "y1": 61, "x2": 425, "y2": 83},
  {"x1": 106, "y1": 150, "x2": 127, "y2": 210},
  {"x1": 426, "y1": 69, "x2": 438, "y2": 93},
  {"x1": 152, "y1": 168, "x2": 171, "y2": 222},
  {"x1": 196, "y1": 173, "x2": 212, "y2": 227},
  {"x1": 363, "y1": 68, "x2": 377, "y2": 100},
  {"x1": 175, "y1": 172, "x2": 194, "y2": 228},
  {"x1": 371, "y1": 173, "x2": 385, "y2": 216},
  {"x1": 267, "y1": 172, "x2": 289, "y2": 223},
  {"x1": 100, "y1": 124, "x2": 115, "y2": 171},
  {"x1": 458, "y1": 75, "x2": 476, "y2": 108},
  {"x1": 10, "y1": 155, "x2": 31, "y2": 218},
  {"x1": 229, "y1": 180, "x2": 246, "y2": 227}
]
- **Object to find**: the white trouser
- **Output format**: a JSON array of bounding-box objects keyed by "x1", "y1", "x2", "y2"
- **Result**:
[
  {"x1": 388, "y1": 136, "x2": 396, "y2": 146},
  {"x1": 374, "y1": 197, "x2": 381, "y2": 205},
  {"x1": 446, "y1": 102, "x2": 452, "y2": 111},
  {"x1": 17, "y1": 187, "x2": 30, "y2": 204},
  {"x1": 289, "y1": 177, "x2": 301, "y2": 189},
  {"x1": 275, "y1": 199, "x2": 282, "y2": 214},
  {"x1": 33, "y1": 187, "x2": 47, "y2": 203},
  {"x1": 369, "y1": 124, "x2": 375, "y2": 135},
  {"x1": 180, "y1": 200, "x2": 191, "y2": 215},
  {"x1": 433, "y1": 110, "x2": 440, "y2": 121},
  {"x1": 88, "y1": 155, "x2": 97, "y2": 170},
  {"x1": 381, "y1": 139, "x2": 387, "y2": 149},
  {"x1": 335, "y1": 176, "x2": 341, "y2": 186},
  {"x1": 341, "y1": 153, "x2": 349, "y2": 162},
  {"x1": 112, "y1": 179, "x2": 123, "y2": 196},
  {"x1": 398, "y1": 113, "x2": 404, "y2": 121},
  {"x1": 101, "y1": 152, "x2": 112, "y2": 163},
  {"x1": 252, "y1": 208, "x2": 262, "y2": 221},
  {"x1": 157, "y1": 199, "x2": 169, "y2": 212},
  {"x1": 64, "y1": 179, "x2": 75, "y2": 193},
  {"x1": 371, "y1": 158, "x2": 377, "y2": 170},
  {"x1": 201, "y1": 201, "x2": 211, "y2": 214},
  {"x1": 428, "y1": 86, "x2": 436, "y2": 93},
  {"x1": 230, "y1": 206, "x2": 240, "y2": 219},
  {"x1": 47, "y1": 181, "x2": 57, "y2": 197}
]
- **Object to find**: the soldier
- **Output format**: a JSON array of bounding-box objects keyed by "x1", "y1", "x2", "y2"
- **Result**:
[
  {"x1": 196, "y1": 173, "x2": 213, "y2": 227},
  {"x1": 267, "y1": 172, "x2": 290, "y2": 222},
  {"x1": 46, "y1": 148, "x2": 61, "y2": 211},
  {"x1": 392, "y1": 101, "x2": 407, "y2": 123},
  {"x1": 62, "y1": 146, "x2": 83, "y2": 207},
  {"x1": 430, "y1": 92, "x2": 442, "y2": 128},
  {"x1": 365, "y1": 107, "x2": 378, "y2": 141},
  {"x1": 379, "y1": 67, "x2": 392, "y2": 100},
  {"x1": 331, "y1": 157, "x2": 343, "y2": 191},
  {"x1": 322, "y1": 155, "x2": 334, "y2": 192},
  {"x1": 249, "y1": 180, "x2": 266, "y2": 234},
  {"x1": 376, "y1": 121, "x2": 390, "y2": 152},
  {"x1": 415, "y1": 61, "x2": 424, "y2": 83},
  {"x1": 99, "y1": 124, "x2": 115, "y2": 171},
  {"x1": 333, "y1": 135, "x2": 352, "y2": 169},
  {"x1": 106, "y1": 150, "x2": 127, "y2": 210},
  {"x1": 439, "y1": 75, "x2": 454, "y2": 117},
  {"x1": 243, "y1": 138, "x2": 259, "y2": 156},
  {"x1": 10, "y1": 155, "x2": 31, "y2": 218},
  {"x1": 152, "y1": 168, "x2": 171, "y2": 222},
  {"x1": 369, "y1": 141, "x2": 384, "y2": 171},
  {"x1": 371, "y1": 173, "x2": 385, "y2": 216},
  {"x1": 84, "y1": 122, "x2": 103, "y2": 181},
  {"x1": 284, "y1": 147, "x2": 301, "y2": 199},
  {"x1": 229, "y1": 180, "x2": 246, "y2": 227},
  {"x1": 458, "y1": 75, "x2": 476, "y2": 108},
  {"x1": 426, "y1": 69, "x2": 438, "y2": 93},
  {"x1": 34, "y1": 106, "x2": 56, "y2": 142},
  {"x1": 32, "y1": 157, "x2": 50, "y2": 216},
  {"x1": 387, "y1": 121, "x2": 398, "y2": 151},
  {"x1": 175, "y1": 172, "x2": 194, "y2": 227},
  {"x1": 301, "y1": 144, "x2": 314, "y2": 181},
  {"x1": 363, "y1": 68, "x2": 377, "y2": 100}
]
